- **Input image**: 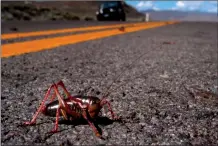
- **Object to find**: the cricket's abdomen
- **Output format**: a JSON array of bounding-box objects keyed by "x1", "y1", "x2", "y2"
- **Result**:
[
  {"x1": 41, "y1": 95, "x2": 101, "y2": 119},
  {"x1": 42, "y1": 99, "x2": 82, "y2": 118}
]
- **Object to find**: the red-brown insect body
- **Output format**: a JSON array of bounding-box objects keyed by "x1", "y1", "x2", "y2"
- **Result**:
[
  {"x1": 42, "y1": 95, "x2": 102, "y2": 120},
  {"x1": 24, "y1": 81, "x2": 116, "y2": 138},
  {"x1": 23, "y1": 44, "x2": 157, "y2": 137}
]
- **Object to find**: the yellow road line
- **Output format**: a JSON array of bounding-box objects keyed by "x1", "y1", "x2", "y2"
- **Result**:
[
  {"x1": 1, "y1": 21, "x2": 178, "y2": 58},
  {"x1": 1, "y1": 22, "x2": 148, "y2": 40}
]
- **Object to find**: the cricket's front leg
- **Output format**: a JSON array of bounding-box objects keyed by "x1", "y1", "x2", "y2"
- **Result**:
[
  {"x1": 82, "y1": 110, "x2": 102, "y2": 138},
  {"x1": 100, "y1": 99, "x2": 120, "y2": 121}
]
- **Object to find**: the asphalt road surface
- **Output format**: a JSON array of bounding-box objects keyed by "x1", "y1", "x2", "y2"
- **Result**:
[
  {"x1": 1, "y1": 21, "x2": 218, "y2": 145},
  {"x1": 1, "y1": 20, "x2": 134, "y2": 34}
]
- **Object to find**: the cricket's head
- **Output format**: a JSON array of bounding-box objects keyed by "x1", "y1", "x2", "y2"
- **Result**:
[
  {"x1": 88, "y1": 96, "x2": 108, "y2": 118},
  {"x1": 87, "y1": 97, "x2": 103, "y2": 118}
]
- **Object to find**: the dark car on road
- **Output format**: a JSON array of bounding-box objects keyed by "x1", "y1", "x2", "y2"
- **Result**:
[{"x1": 96, "y1": 1, "x2": 126, "y2": 21}]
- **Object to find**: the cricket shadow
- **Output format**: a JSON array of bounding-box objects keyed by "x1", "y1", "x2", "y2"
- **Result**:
[
  {"x1": 42, "y1": 117, "x2": 115, "y2": 141},
  {"x1": 20, "y1": 116, "x2": 123, "y2": 141},
  {"x1": 59, "y1": 116, "x2": 115, "y2": 126},
  {"x1": 58, "y1": 116, "x2": 123, "y2": 138}
]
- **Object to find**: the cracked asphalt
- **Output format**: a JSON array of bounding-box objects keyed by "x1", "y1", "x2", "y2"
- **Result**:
[{"x1": 1, "y1": 21, "x2": 218, "y2": 145}]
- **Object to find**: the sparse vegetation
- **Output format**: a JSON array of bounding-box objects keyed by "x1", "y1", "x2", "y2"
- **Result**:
[
  {"x1": 63, "y1": 12, "x2": 80, "y2": 20},
  {"x1": 1, "y1": 1, "x2": 144, "y2": 21},
  {"x1": 84, "y1": 16, "x2": 94, "y2": 21}
]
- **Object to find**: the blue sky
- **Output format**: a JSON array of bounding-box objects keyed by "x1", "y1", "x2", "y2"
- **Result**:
[{"x1": 125, "y1": 1, "x2": 218, "y2": 13}]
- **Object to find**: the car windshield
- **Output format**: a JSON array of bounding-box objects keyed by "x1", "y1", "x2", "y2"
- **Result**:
[{"x1": 101, "y1": 1, "x2": 119, "y2": 9}]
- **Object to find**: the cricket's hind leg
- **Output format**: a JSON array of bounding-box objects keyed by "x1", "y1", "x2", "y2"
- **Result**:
[
  {"x1": 48, "y1": 107, "x2": 61, "y2": 133},
  {"x1": 24, "y1": 82, "x2": 72, "y2": 134},
  {"x1": 56, "y1": 80, "x2": 72, "y2": 99},
  {"x1": 24, "y1": 84, "x2": 57, "y2": 126},
  {"x1": 23, "y1": 82, "x2": 69, "y2": 125},
  {"x1": 47, "y1": 80, "x2": 70, "y2": 103}
]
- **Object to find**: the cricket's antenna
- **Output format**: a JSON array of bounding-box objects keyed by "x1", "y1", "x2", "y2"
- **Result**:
[
  {"x1": 101, "y1": 50, "x2": 147, "y2": 100},
  {"x1": 101, "y1": 43, "x2": 164, "y2": 101}
]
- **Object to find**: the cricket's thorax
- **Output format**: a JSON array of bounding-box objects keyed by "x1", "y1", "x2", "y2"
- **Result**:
[
  {"x1": 74, "y1": 95, "x2": 101, "y2": 105},
  {"x1": 42, "y1": 95, "x2": 101, "y2": 118}
]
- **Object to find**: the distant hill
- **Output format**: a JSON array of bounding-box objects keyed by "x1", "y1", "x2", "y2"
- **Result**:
[
  {"x1": 141, "y1": 10, "x2": 218, "y2": 22},
  {"x1": 1, "y1": 1, "x2": 145, "y2": 21}
]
